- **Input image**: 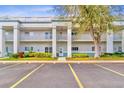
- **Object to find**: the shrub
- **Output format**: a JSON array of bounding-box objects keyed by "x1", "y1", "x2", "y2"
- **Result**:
[
  {"x1": 24, "y1": 52, "x2": 30, "y2": 58},
  {"x1": 72, "y1": 53, "x2": 89, "y2": 58},
  {"x1": 100, "y1": 53, "x2": 113, "y2": 57},
  {"x1": 34, "y1": 52, "x2": 52, "y2": 58},
  {"x1": 29, "y1": 52, "x2": 35, "y2": 57},
  {"x1": 101, "y1": 52, "x2": 124, "y2": 57},
  {"x1": 18, "y1": 52, "x2": 24, "y2": 58},
  {"x1": 9, "y1": 53, "x2": 19, "y2": 58}
]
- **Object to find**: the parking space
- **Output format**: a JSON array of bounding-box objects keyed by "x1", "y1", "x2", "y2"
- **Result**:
[
  {"x1": 96, "y1": 63, "x2": 124, "y2": 74},
  {"x1": 72, "y1": 64, "x2": 124, "y2": 88},
  {"x1": 0, "y1": 63, "x2": 124, "y2": 88},
  {"x1": 0, "y1": 63, "x2": 15, "y2": 68},
  {"x1": 16, "y1": 64, "x2": 78, "y2": 88},
  {"x1": 0, "y1": 63, "x2": 40, "y2": 88}
]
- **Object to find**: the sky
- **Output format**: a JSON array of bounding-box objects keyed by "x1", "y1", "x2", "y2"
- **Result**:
[
  {"x1": 0, "y1": 5, "x2": 124, "y2": 17},
  {"x1": 0, "y1": 5, "x2": 55, "y2": 17}
]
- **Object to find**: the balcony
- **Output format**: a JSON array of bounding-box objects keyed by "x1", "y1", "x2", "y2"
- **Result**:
[
  {"x1": 20, "y1": 35, "x2": 52, "y2": 42},
  {"x1": 72, "y1": 34, "x2": 106, "y2": 42},
  {"x1": 72, "y1": 35, "x2": 93, "y2": 41},
  {"x1": 113, "y1": 32, "x2": 122, "y2": 41},
  {"x1": 57, "y1": 34, "x2": 67, "y2": 41},
  {"x1": 5, "y1": 35, "x2": 13, "y2": 41}
]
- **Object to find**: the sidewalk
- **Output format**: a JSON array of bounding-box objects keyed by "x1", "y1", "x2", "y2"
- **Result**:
[{"x1": 1, "y1": 60, "x2": 124, "y2": 64}]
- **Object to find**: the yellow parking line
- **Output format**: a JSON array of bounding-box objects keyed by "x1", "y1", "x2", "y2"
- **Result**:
[
  {"x1": 68, "y1": 64, "x2": 84, "y2": 88},
  {"x1": 95, "y1": 64, "x2": 124, "y2": 77},
  {"x1": 10, "y1": 64, "x2": 44, "y2": 88},
  {"x1": 0, "y1": 63, "x2": 20, "y2": 71}
]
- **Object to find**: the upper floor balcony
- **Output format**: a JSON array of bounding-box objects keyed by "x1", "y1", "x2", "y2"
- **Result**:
[
  {"x1": 20, "y1": 35, "x2": 52, "y2": 42},
  {"x1": 113, "y1": 31, "x2": 122, "y2": 41},
  {"x1": 4, "y1": 31, "x2": 122, "y2": 42},
  {"x1": 5, "y1": 31, "x2": 13, "y2": 41},
  {"x1": 57, "y1": 34, "x2": 67, "y2": 41}
]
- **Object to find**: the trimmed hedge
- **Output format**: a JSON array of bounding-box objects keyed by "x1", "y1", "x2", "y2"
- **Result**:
[
  {"x1": 24, "y1": 52, "x2": 52, "y2": 58},
  {"x1": 72, "y1": 53, "x2": 89, "y2": 58},
  {"x1": 9, "y1": 53, "x2": 19, "y2": 58},
  {"x1": 33, "y1": 52, "x2": 52, "y2": 58},
  {"x1": 101, "y1": 52, "x2": 124, "y2": 57},
  {"x1": 9, "y1": 52, "x2": 52, "y2": 58},
  {"x1": 24, "y1": 52, "x2": 30, "y2": 58}
]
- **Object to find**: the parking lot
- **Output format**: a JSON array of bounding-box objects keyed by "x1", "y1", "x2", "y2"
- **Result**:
[{"x1": 0, "y1": 63, "x2": 124, "y2": 88}]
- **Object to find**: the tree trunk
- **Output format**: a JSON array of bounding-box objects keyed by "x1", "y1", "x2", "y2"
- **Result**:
[{"x1": 94, "y1": 40, "x2": 101, "y2": 58}]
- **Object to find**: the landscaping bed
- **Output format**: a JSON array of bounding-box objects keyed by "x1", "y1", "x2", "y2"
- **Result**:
[
  {"x1": 0, "y1": 57, "x2": 57, "y2": 61},
  {"x1": 0, "y1": 52, "x2": 57, "y2": 61},
  {"x1": 66, "y1": 57, "x2": 124, "y2": 61},
  {"x1": 67, "y1": 52, "x2": 124, "y2": 61}
]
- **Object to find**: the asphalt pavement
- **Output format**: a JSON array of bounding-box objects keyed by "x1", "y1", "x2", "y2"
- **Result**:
[{"x1": 0, "y1": 63, "x2": 124, "y2": 88}]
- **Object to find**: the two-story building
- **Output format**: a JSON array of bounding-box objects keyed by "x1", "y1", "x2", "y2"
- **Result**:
[{"x1": 0, "y1": 16, "x2": 124, "y2": 58}]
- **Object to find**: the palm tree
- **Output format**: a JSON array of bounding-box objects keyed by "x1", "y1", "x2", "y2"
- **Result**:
[{"x1": 54, "y1": 5, "x2": 114, "y2": 58}]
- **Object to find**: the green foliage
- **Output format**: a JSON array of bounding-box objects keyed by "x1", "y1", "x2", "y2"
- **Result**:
[
  {"x1": 33, "y1": 52, "x2": 52, "y2": 58},
  {"x1": 17, "y1": 52, "x2": 52, "y2": 58},
  {"x1": 72, "y1": 53, "x2": 89, "y2": 58},
  {"x1": 101, "y1": 52, "x2": 124, "y2": 57},
  {"x1": 24, "y1": 52, "x2": 30, "y2": 58},
  {"x1": 54, "y1": 5, "x2": 118, "y2": 58},
  {"x1": 9, "y1": 53, "x2": 19, "y2": 58},
  {"x1": 29, "y1": 52, "x2": 35, "y2": 57}
]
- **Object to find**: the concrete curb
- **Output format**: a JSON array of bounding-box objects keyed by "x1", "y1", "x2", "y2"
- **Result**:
[{"x1": 1, "y1": 60, "x2": 124, "y2": 64}]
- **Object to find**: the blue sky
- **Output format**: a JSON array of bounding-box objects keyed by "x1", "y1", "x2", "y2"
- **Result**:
[
  {"x1": 0, "y1": 5, "x2": 55, "y2": 17},
  {"x1": 0, "y1": 5, "x2": 124, "y2": 17}
]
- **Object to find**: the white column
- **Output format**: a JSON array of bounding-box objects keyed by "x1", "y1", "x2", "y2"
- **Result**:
[
  {"x1": 0, "y1": 26, "x2": 5, "y2": 57},
  {"x1": 106, "y1": 29, "x2": 113, "y2": 53},
  {"x1": 13, "y1": 27, "x2": 19, "y2": 54},
  {"x1": 52, "y1": 26, "x2": 57, "y2": 57},
  {"x1": 122, "y1": 30, "x2": 124, "y2": 52},
  {"x1": 67, "y1": 25, "x2": 72, "y2": 57}
]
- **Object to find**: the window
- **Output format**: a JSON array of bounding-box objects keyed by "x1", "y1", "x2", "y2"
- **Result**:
[
  {"x1": 45, "y1": 47, "x2": 52, "y2": 53},
  {"x1": 72, "y1": 32, "x2": 77, "y2": 35},
  {"x1": 50, "y1": 32, "x2": 52, "y2": 39},
  {"x1": 49, "y1": 47, "x2": 52, "y2": 53},
  {"x1": 45, "y1": 32, "x2": 49, "y2": 39},
  {"x1": 72, "y1": 47, "x2": 78, "y2": 51},
  {"x1": 60, "y1": 32, "x2": 62, "y2": 34},
  {"x1": 118, "y1": 46, "x2": 122, "y2": 52},
  {"x1": 25, "y1": 47, "x2": 29, "y2": 51},
  {"x1": 30, "y1": 47, "x2": 33, "y2": 51},
  {"x1": 25, "y1": 32, "x2": 29, "y2": 35},
  {"x1": 6, "y1": 47, "x2": 8, "y2": 52},
  {"x1": 92, "y1": 46, "x2": 95, "y2": 51},
  {"x1": 91, "y1": 46, "x2": 101, "y2": 51},
  {"x1": 45, "y1": 47, "x2": 49, "y2": 53},
  {"x1": 30, "y1": 32, "x2": 34, "y2": 36}
]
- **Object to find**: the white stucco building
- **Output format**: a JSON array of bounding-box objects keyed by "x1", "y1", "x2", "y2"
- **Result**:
[{"x1": 0, "y1": 16, "x2": 123, "y2": 57}]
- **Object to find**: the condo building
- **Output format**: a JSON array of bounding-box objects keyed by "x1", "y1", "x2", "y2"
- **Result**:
[{"x1": 0, "y1": 16, "x2": 123, "y2": 57}]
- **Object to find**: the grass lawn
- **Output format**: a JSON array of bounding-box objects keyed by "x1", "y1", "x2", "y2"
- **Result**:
[
  {"x1": 1, "y1": 56, "x2": 124, "y2": 61},
  {"x1": 67, "y1": 56, "x2": 124, "y2": 61},
  {"x1": 0, "y1": 57, "x2": 57, "y2": 61}
]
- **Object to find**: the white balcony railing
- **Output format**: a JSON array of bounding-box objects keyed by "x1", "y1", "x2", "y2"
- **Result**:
[
  {"x1": 57, "y1": 34, "x2": 67, "y2": 40},
  {"x1": 21, "y1": 36, "x2": 52, "y2": 41},
  {"x1": 5, "y1": 35, "x2": 13, "y2": 41}
]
